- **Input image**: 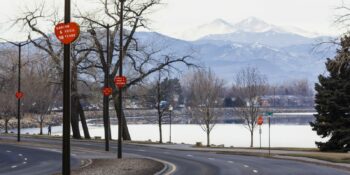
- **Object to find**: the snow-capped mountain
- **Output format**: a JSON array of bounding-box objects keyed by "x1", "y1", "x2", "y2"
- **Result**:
[
  {"x1": 179, "y1": 18, "x2": 235, "y2": 41},
  {"x1": 232, "y1": 17, "x2": 282, "y2": 33},
  {"x1": 178, "y1": 17, "x2": 321, "y2": 41},
  {"x1": 1, "y1": 17, "x2": 335, "y2": 85},
  {"x1": 134, "y1": 28, "x2": 336, "y2": 84}
]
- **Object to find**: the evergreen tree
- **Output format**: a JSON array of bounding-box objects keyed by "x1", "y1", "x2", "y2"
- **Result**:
[
  {"x1": 223, "y1": 97, "x2": 234, "y2": 107},
  {"x1": 310, "y1": 35, "x2": 350, "y2": 152}
]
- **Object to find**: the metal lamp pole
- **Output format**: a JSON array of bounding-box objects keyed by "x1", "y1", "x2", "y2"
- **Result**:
[
  {"x1": 118, "y1": 0, "x2": 125, "y2": 159},
  {"x1": 259, "y1": 125, "x2": 262, "y2": 149},
  {"x1": 169, "y1": 105, "x2": 173, "y2": 143},
  {"x1": 17, "y1": 43, "x2": 22, "y2": 142},
  {"x1": 63, "y1": 0, "x2": 72, "y2": 174},
  {"x1": 103, "y1": 24, "x2": 111, "y2": 151},
  {"x1": 5, "y1": 40, "x2": 30, "y2": 142},
  {"x1": 88, "y1": 23, "x2": 117, "y2": 151}
]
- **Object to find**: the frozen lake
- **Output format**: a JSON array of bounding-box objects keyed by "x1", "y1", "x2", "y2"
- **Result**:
[{"x1": 17, "y1": 123, "x2": 327, "y2": 148}]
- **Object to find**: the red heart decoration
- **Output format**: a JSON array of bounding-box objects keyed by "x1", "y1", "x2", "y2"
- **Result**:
[
  {"x1": 55, "y1": 22, "x2": 80, "y2": 44},
  {"x1": 114, "y1": 76, "x2": 127, "y2": 89},
  {"x1": 15, "y1": 91, "x2": 24, "y2": 99},
  {"x1": 102, "y1": 87, "x2": 113, "y2": 96}
]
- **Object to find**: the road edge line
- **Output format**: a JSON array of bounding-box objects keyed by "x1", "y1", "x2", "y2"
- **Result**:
[
  {"x1": 80, "y1": 159, "x2": 93, "y2": 169},
  {"x1": 144, "y1": 157, "x2": 176, "y2": 175}
]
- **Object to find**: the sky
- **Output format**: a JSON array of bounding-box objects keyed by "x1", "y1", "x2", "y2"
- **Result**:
[{"x1": 0, "y1": 0, "x2": 347, "y2": 41}]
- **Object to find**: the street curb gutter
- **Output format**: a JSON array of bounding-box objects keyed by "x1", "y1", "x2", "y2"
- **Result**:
[{"x1": 145, "y1": 157, "x2": 176, "y2": 175}]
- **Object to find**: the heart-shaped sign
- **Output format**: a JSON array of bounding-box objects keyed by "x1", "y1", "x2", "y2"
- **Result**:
[
  {"x1": 55, "y1": 22, "x2": 80, "y2": 44},
  {"x1": 15, "y1": 91, "x2": 24, "y2": 99},
  {"x1": 102, "y1": 87, "x2": 113, "y2": 96},
  {"x1": 114, "y1": 76, "x2": 127, "y2": 89}
]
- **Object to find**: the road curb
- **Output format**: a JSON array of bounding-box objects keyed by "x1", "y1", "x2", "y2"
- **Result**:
[
  {"x1": 273, "y1": 155, "x2": 350, "y2": 172},
  {"x1": 145, "y1": 157, "x2": 176, "y2": 175}
]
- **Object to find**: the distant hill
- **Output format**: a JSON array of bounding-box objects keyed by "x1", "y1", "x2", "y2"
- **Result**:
[{"x1": 135, "y1": 18, "x2": 337, "y2": 84}]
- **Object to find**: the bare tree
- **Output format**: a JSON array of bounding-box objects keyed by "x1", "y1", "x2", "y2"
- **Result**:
[
  {"x1": 186, "y1": 69, "x2": 224, "y2": 147},
  {"x1": 146, "y1": 71, "x2": 181, "y2": 143},
  {"x1": 23, "y1": 59, "x2": 57, "y2": 135},
  {"x1": 233, "y1": 67, "x2": 267, "y2": 147},
  {"x1": 0, "y1": 48, "x2": 17, "y2": 133},
  {"x1": 78, "y1": 0, "x2": 196, "y2": 140},
  {"x1": 14, "y1": 0, "x2": 195, "y2": 141},
  {"x1": 14, "y1": 3, "x2": 94, "y2": 139}
]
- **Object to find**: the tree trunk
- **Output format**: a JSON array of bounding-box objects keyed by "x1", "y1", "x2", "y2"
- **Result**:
[
  {"x1": 71, "y1": 95, "x2": 81, "y2": 139},
  {"x1": 207, "y1": 127, "x2": 210, "y2": 147},
  {"x1": 39, "y1": 115, "x2": 43, "y2": 135},
  {"x1": 159, "y1": 117, "x2": 162, "y2": 143},
  {"x1": 70, "y1": 66, "x2": 82, "y2": 139},
  {"x1": 78, "y1": 100, "x2": 91, "y2": 139},
  {"x1": 113, "y1": 94, "x2": 131, "y2": 140},
  {"x1": 250, "y1": 130, "x2": 254, "y2": 148},
  {"x1": 121, "y1": 109, "x2": 131, "y2": 140},
  {"x1": 4, "y1": 119, "x2": 8, "y2": 133}
]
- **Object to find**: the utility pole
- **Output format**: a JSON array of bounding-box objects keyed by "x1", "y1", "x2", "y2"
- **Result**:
[
  {"x1": 63, "y1": 0, "x2": 71, "y2": 174},
  {"x1": 118, "y1": 0, "x2": 125, "y2": 159}
]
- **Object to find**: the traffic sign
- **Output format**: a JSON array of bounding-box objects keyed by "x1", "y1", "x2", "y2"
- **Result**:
[
  {"x1": 102, "y1": 87, "x2": 112, "y2": 96},
  {"x1": 114, "y1": 76, "x2": 127, "y2": 89},
  {"x1": 257, "y1": 115, "x2": 263, "y2": 125},
  {"x1": 266, "y1": 112, "x2": 273, "y2": 116},
  {"x1": 55, "y1": 22, "x2": 80, "y2": 44},
  {"x1": 15, "y1": 91, "x2": 24, "y2": 99}
]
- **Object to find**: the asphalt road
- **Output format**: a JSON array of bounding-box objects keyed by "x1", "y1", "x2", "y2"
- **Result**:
[
  {"x1": 122, "y1": 144, "x2": 350, "y2": 175},
  {"x1": 0, "y1": 136, "x2": 349, "y2": 175},
  {"x1": 0, "y1": 143, "x2": 79, "y2": 175}
]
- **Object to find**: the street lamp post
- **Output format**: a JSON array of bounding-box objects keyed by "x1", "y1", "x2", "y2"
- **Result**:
[
  {"x1": 63, "y1": 0, "x2": 72, "y2": 174},
  {"x1": 259, "y1": 125, "x2": 262, "y2": 149},
  {"x1": 118, "y1": 0, "x2": 125, "y2": 159},
  {"x1": 87, "y1": 23, "x2": 117, "y2": 152},
  {"x1": 169, "y1": 105, "x2": 173, "y2": 143},
  {"x1": 103, "y1": 24, "x2": 111, "y2": 151},
  {"x1": 4, "y1": 40, "x2": 30, "y2": 142}
]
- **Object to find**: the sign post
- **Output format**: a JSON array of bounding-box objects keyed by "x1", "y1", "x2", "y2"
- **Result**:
[
  {"x1": 117, "y1": 0, "x2": 126, "y2": 159},
  {"x1": 114, "y1": 75, "x2": 126, "y2": 159},
  {"x1": 265, "y1": 112, "x2": 273, "y2": 156},
  {"x1": 257, "y1": 115, "x2": 263, "y2": 149},
  {"x1": 55, "y1": 0, "x2": 80, "y2": 174}
]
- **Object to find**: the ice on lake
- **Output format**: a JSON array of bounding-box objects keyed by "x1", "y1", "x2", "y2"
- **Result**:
[{"x1": 17, "y1": 123, "x2": 327, "y2": 148}]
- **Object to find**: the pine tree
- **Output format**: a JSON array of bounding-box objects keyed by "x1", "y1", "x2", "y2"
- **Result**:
[{"x1": 310, "y1": 35, "x2": 350, "y2": 152}]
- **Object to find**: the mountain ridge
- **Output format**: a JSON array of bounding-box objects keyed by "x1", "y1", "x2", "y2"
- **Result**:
[{"x1": 178, "y1": 17, "x2": 325, "y2": 41}]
